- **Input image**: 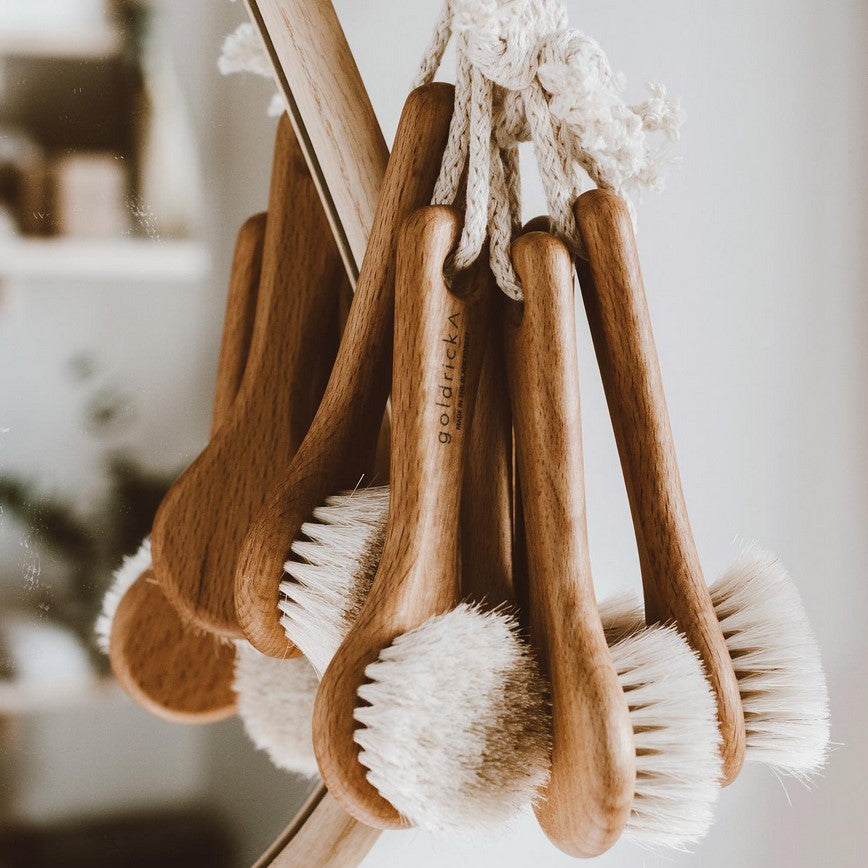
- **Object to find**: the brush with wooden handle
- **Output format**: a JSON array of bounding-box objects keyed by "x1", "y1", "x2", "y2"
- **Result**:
[
  {"x1": 574, "y1": 189, "x2": 829, "y2": 782},
  {"x1": 151, "y1": 112, "x2": 345, "y2": 638},
  {"x1": 96, "y1": 213, "x2": 266, "y2": 722},
  {"x1": 313, "y1": 204, "x2": 508, "y2": 829},
  {"x1": 235, "y1": 83, "x2": 455, "y2": 659},
  {"x1": 506, "y1": 230, "x2": 725, "y2": 855},
  {"x1": 351, "y1": 253, "x2": 549, "y2": 833}
]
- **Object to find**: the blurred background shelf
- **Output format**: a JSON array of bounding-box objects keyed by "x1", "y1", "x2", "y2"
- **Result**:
[
  {"x1": 0, "y1": 676, "x2": 124, "y2": 716},
  {"x1": 0, "y1": 237, "x2": 211, "y2": 283},
  {"x1": 0, "y1": 27, "x2": 124, "y2": 60}
]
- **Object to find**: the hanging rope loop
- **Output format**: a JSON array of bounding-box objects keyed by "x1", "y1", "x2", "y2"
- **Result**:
[{"x1": 415, "y1": 0, "x2": 685, "y2": 299}]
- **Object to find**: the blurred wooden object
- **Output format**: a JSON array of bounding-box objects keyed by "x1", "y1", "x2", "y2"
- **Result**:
[
  {"x1": 152, "y1": 116, "x2": 345, "y2": 637},
  {"x1": 107, "y1": 213, "x2": 265, "y2": 722},
  {"x1": 254, "y1": 785, "x2": 380, "y2": 868}
]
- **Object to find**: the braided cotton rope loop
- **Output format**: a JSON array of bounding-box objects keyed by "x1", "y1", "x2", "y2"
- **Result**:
[{"x1": 416, "y1": 0, "x2": 684, "y2": 299}]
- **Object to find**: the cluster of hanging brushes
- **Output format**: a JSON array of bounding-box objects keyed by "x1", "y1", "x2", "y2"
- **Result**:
[{"x1": 98, "y1": 0, "x2": 829, "y2": 859}]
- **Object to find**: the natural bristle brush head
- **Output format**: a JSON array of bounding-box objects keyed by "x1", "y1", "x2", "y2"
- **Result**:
[
  {"x1": 354, "y1": 604, "x2": 551, "y2": 833},
  {"x1": 606, "y1": 621, "x2": 722, "y2": 847},
  {"x1": 596, "y1": 545, "x2": 831, "y2": 785},
  {"x1": 709, "y1": 545, "x2": 829, "y2": 778},
  {"x1": 95, "y1": 537, "x2": 152, "y2": 655},
  {"x1": 574, "y1": 189, "x2": 829, "y2": 785},
  {"x1": 279, "y1": 487, "x2": 388, "y2": 676},
  {"x1": 233, "y1": 642, "x2": 320, "y2": 777}
]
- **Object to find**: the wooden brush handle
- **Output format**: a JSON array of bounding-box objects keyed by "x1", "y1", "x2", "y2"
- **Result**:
[
  {"x1": 108, "y1": 215, "x2": 267, "y2": 721},
  {"x1": 152, "y1": 115, "x2": 345, "y2": 637},
  {"x1": 211, "y1": 213, "x2": 266, "y2": 433},
  {"x1": 245, "y1": 0, "x2": 388, "y2": 282},
  {"x1": 236, "y1": 84, "x2": 455, "y2": 658},
  {"x1": 573, "y1": 189, "x2": 746, "y2": 784},
  {"x1": 507, "y1": 231, "x2": 635, "y2": 858},
  {"x1": 314, "y1": 205, "x2": 491, "y2": 829},
  {"x1": 461, "y1": 264, "x2": 514, "y2": 606}
]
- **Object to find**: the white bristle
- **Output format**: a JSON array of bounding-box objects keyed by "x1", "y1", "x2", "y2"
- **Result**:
[
  {"x1": 354, "y1": 597, "x2": 720, "y2": 845},
  {"x1": 279, "y1": 486, "x2": 389, "y2": 676},
  {"x1": 710, "y1": 545, "x2": 830, "y2": 779},
  {"x1": 95, "y1": 537, "x2": 152, "y2": 654},
  {"x1": 234, "y1": 641, "x2": 320, "y2": 778},
  {"x1": 609, "y1": 623, "x2": 722, "y2": 847},
  {"x1": 354, "y1": 604, "x2": 551, "y2": 833},
  {"x1": 599, "y1": 592, "x2": 646, "y2": 645}
]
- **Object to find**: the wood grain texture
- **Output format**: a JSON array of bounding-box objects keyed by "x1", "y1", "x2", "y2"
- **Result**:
[
  {"x1": 211, "y1": 213, "x2": 267, "y2": 430},
  {"x1": 506, "y1": 231, "x2": 635, "y2": 857},
  {"x1": 313, "y1": 206, "x2": 492, "y2": 829},
  {"x1": 236, "y1": 84, "x2": 455, "y2": 658},
  {"x1": 461, "y1": 262, "x2": 514, "y2": 606},
  {"x1": 573, "y1": 189, "x2": 746, "y2": 785},
  {"x1": 256, "y1": 784, "x2": 381, "y2": 868},
  {"x1": 245, "y1": 0, "x2": 388, "y2": 283},
  {"x1": 109, "y1": 570, "x2": 238, "y2": 723},
  {"x1": 107, "y1": 214, "x2": 265, "y2": 722},
  {"x1": 152, "y1": 115, "x2": 345, "y2": 638}
]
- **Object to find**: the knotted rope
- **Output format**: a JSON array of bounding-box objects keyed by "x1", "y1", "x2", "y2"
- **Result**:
[{"x1": 415, "y1": 0, "x2": 684, "y2": 298}]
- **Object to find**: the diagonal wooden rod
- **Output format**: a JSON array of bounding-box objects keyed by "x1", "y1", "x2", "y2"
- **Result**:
[{"x1": 244, "y1": 0, "x2": 389, "y2": 287}]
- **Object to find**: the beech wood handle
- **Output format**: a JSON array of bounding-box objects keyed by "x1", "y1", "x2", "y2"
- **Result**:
[
  {"x1": 152, "y1": 115, "x2": 345, "y2": 637},
  {"x1": 460, "y1": 263, "x2": 514, "y2": 606},
  {"x1": 507, "y1": 231, "x2": 635, "y2": 858},
  {"x1": 255, "y1": 784, "x2": 381, "y2": 868},
  {"x1": 573, "y1": 189, "x2": 746, "y2": 784},
  {"x1": 236, "y1": 84, "x2": 455, "y2": 658},
  {"x1": 313, "y1": 205, "x2": 493, "y2": 829},
  {"x1": 211, "y1": 213, "x2": 266, "y2": 433}
]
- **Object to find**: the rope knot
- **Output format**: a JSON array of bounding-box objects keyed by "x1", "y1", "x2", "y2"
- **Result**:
[{"x1": 414, "y1": 0, "x2": 685, "y2": 299}]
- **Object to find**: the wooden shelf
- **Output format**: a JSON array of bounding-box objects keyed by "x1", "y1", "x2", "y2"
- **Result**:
[
  {"x1": 0, "y1": 27, "x2": 124, "y2": 60},
  {"x1": 0, "y1": 237, "x2": 211, "y2": 283}
]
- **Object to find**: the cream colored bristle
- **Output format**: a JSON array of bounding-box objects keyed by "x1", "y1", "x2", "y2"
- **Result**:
[
  {"x1": 353, "y1": 598, "x2": 721, "y2": 845},
  {"x1": 95, "y1": 537, "x2": 152, "y2": 654},
  {"x1": 610, "y1": 623, "x2": 722, "y2": 847},
  {"x1": 233, "y1": 640, "x2": 320, "y2": 778},
  {"x1": 710, "y1": 545, "x2": 830, "y2": 779},
  {"x1": 279, "y1": 486, "x2": 388, "y2": 676},
  {"x1": 354, "y1": 603, "x2": 551, "y2": 833},
  {"x1": 599, "y1": 545, "x2": 830, "y2": 782}
]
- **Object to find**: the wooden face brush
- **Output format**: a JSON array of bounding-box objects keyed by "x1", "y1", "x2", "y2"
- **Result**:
[
  {"x1": 97, "y1": 213, "x2": 266, "y2": 722},
  {"x1": 152, "y1": 113, "x2": 345, "y2": 638},
  {"x1": 574, "y1": 189, "x2": 828, "y2": 782},
  {"x1": 506, "y1": 231, "x2": 636, "y2": 856},
  {"x1": 508, "y1": 230, "x2": 725, "y2": 854},
  {"x1": 350, "y1": 257, "x2": 550, "y2": 834},
  {"x1": 313, "y1": 205, "x2": 491, "y2": 828},
  {"x1": 235, "y1": 83, "x2": 455, "y2": 658}
]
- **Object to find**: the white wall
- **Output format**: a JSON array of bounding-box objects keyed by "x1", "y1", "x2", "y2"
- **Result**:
[{"x1": 311, "y1": 1, "x2": 865, "y2": 865}]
